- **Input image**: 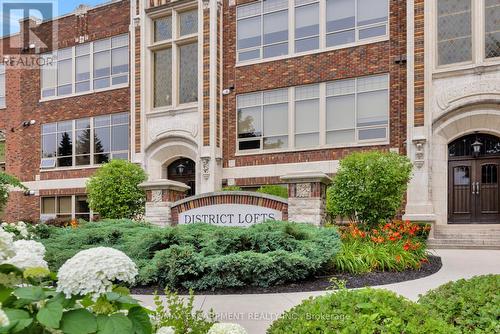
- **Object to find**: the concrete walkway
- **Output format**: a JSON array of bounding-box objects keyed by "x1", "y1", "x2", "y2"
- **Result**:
[{"x1": 135, "y1": 249, "x2": 500, "y2": 334}]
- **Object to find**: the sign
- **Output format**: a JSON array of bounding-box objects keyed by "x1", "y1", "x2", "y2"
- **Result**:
[{"x1": 178, "y1": 204, "x2": 283, "y2": 227}]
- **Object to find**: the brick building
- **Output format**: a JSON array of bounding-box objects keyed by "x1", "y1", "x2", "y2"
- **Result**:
[
  {"x1": 5, "y1": 0, "x2": 499, "y2": 240},
  {"x1": 1, "y1": 0, "x2": 407, "y2": 223}
]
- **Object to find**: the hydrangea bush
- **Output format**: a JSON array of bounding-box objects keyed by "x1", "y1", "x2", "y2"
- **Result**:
[{"x1": 57, "y1": 247, "x2": 138, "y2": 299}]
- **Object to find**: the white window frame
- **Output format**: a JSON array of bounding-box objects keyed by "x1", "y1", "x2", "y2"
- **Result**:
[
  {"x1": 40, "y1": 195, "x2": 94, "y2": 221},
  {"x1": 40, "y1": 34, "x2": 130, "y2": 101},
  {"x1": 434, "y1": 0, "x2": 500, "y2": 71},
  {"x1": 0, "y1": 64, "x2": 5, "y2": 109},
  {"x1": 40, "y1": 112, "x2": 130, "y2": 170},
  {"x1": 149, "y1": 5, "x2": 199, "y2": 112},
  {"x1": 236, "y1": 73, "x2": 390, "y2": 155},
  {"x1": 236, "y1": 0, "x2": 390, "y2": 65}
]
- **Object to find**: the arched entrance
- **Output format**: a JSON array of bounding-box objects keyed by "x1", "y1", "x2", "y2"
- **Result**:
[
  {"x1": 448, "y1": 134, "x2": 500, "y2": 223},
  {"x1": 166, "y1": 158, "x2": 196, "y2": 197}
]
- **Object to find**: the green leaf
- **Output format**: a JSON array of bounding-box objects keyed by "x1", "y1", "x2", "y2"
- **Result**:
[
  {"x1": 0, "y1": 286, "x2": 13, "y2": 304},
  {"x1": 97, "y1": 313, "x2": 133, "y2": 334},
  {"x1": 60, "y1": 309, "x2": 97, "y2": 334},
  {"x1": 36, "y1": 300, "x2": 63, "y2": 329},
  {"x1": 127, "y1": 307, "x2": 152, "y2": 334},
  {"x1": 3, "y1": 308, "x2": 33, "y2": 333},
  {"x1": 13, "y1": 286, "x2": 45, "y2": 301},
  {"x1": 105, "y1": 292, "x2": 138, "y2": 305}
]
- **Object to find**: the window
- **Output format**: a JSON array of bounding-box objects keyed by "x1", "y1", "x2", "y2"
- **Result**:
[
  {"x1": 485, "y1": 0, "x2": 500, "y2": 59},
  {"x1": 236, "y1": 0, "x2": 388, "y2": 62},
  {"x1": 40, "y1": 34, "x2": 129, "y2": 99},
  {"x1": 237, "y1": 74, "x2": 389, "y2": 152},
  {"x1": 0, "y1": 64, "x2": 5, "y2": 108},
  {"x1": 152, "y1": 8, "x2": 198, "y2": 108},
  {"x1": 41, "y1": 195, "x2": 93, "y2": 221},
  {"x1": 326, "y1": 0, "x2": 388, "y2": 47},
  {"x1": 41, "y1": 112, "x2": 129, "y2": 169},
  {"x1": 295, "y1": 84, "x2": 320, "y2": 148},
  {"x1": 295, "y1": 0, "x2": 320, "y2": 52},
  {"x1": 437, "y1": 0, "x2": 472, "y2": 65},
  {"x1": 326, "y1": 75, "x2": 389, "y2": 144},
  {"x1": 237, "y1": 89, "x2": 289, "y2": 151}
]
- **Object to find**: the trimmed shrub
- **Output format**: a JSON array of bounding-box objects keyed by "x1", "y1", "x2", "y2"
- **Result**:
[
  {"x1": 39, "y1": 220, "x2": 341, "y2": 291},
  {"x1": 257, "y1": 185, "x2": 288, "y2": 199},
  {"x1": 222, "y1": 186, "x2": 242, "y2": 191},
  {"x1": 268, "y1": 288, "x2": 457, "y2": 334},
  {"x1": 418, "y1": 275, "x2": 500, "y2": 333},
  {"x1": 327, "y1": 151, "x2": 412, "y2": 228},
  {"x1": 86, "y1": 160, "x2": 147, "y2": 219}
]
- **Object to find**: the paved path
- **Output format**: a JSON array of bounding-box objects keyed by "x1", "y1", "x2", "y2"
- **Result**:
[{"x1": 135, "y1": 249, "x2": 500, "y2": 334}]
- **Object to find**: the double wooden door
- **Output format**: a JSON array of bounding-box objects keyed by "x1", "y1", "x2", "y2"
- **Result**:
[{"x1": 448, "y1": 159, "x2": 500, "y2": 223}]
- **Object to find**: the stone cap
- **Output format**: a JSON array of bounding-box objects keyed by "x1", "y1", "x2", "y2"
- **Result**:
[
  {"x1": 138, "y1": 179, "x2": 190, "y2": 192},
  {"x1": 280, "y1": 171, "x2": 332, "y2": 185}
]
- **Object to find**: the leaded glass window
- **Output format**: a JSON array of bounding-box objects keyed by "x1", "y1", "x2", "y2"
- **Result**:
[{"x1": 437, "y1": 0, "x2": 472, "y2": 65}]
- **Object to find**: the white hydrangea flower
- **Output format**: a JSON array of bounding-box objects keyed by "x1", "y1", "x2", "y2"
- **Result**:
[
  {"x1": 3, "y1": 240, "x2": 48, "y2": 270},
  {"x1": 156, "y1": 326, "x2": 176, "y2": 334},
  {"x1": 0, "y1": 229, "x2": 15, "y2": 261},
  {"x1": 208, "y1": 323, "x2": 248, "y2": 334},
  {"x1": 56, "y1": 247, "x2": 138, "y2": 299},
  {"x1": 0, "y1": 305, "x2": 9, "y2": 327},
  {"x1": 13, "y1": 240, "x2": 45, "y2": 257}
]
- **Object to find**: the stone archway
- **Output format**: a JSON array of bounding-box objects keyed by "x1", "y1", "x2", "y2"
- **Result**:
[
  {"x1": 431, "y1": 105, "x2": 500, "y2": 225},
  {"x1": 144, "y1": 135, "x2": 199, "y2": 195}
]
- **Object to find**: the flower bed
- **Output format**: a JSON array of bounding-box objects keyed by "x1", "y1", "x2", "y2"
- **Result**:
[
  {"x1": 330, "y1": 220, "x2": 431, "y2": 274},
  {"x1": 39, "y1": 220, "x2": 341, "y2": 291}
]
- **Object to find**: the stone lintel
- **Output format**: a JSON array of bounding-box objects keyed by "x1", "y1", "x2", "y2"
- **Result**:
[
  {"x1": 139, "y1": 179, "x2": 190, "y2": 193},
  {"x1": 280, "y1": 171, "x2": 332, "y2": 185}
]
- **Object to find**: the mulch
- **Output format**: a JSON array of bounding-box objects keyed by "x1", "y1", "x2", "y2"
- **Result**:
[{"x1": 131, "y1": 255, "x2": 442, "y2": 295}]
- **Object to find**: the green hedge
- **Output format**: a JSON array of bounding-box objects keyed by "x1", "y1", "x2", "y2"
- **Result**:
[
  {"x1": 268, "y1": 288, "x2": 457, "y2": 334},
  {"x1": 418, "y1": 275, "x2": 500, "y2": 333},
  {"x1": 39, "y1": 220, "x2": 341, "y2": 291}
]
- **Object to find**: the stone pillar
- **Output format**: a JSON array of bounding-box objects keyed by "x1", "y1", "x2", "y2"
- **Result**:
[
  {"x1": 281, "y1": 172, "x2": 332, "y2": 226},
  {"x1": 139, "y1": 180, "x2": 190, "y2": 227}
]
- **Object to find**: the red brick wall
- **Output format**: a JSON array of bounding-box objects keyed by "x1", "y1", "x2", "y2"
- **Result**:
[
  {"x1": 414, "y1": 0, "x2": 425, "y2": 127},
  {"x1": 222, "y1": 0, "x2": 407, "y2": 170},
  {"x1": 0, "y1": 0, "x2": 130, "y2": 222}
]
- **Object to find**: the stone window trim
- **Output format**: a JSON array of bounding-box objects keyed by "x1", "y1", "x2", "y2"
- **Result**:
[
  {"x1": 235, "y1": 0, "x2": 390, "y2": 65},
  {"x1": 236, "y1": 73, "x2": 390, "y2": 155},
  {"x1": 434, "y1": 0, "x2": 500, "y2": 71},
  {"x1": 40, "y1": 194, "x2": 94, "y2": 222},
  {"x1": 40, "y1": 112, "x2": 130, "y2": 170},
  {"x1": 0, "y1": 64, "x2": 5, "y2": 109},
  {"x1": 39, "y1": 34, "x2": 130, "y2": 102},
  {"x1": 148, "y1": 5, "x2": 199, "y2": 111}
]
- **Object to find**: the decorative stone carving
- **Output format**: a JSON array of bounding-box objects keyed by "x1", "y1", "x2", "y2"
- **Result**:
[
  {"x1": 148, "y1": 118, "x2": 198, "y2": 143},
  {"x1": 413, "y1": 137, "x2": 426, "y2": 169},
  {"x1": 437, "y1": 80, "x2": 500, "y2": 111},
  {"x1": 151, "y1": 190, "x2": 162, "y2": 203},
  {"x1": 201, "y1": 157, "x2": 210, "y2": 180},
  {"x1": 296, "y1": 183, "x2": 311, "y2": 198}
]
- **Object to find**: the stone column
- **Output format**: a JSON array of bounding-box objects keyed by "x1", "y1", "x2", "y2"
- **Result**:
[
  {"x1": 281, "y1": 172, "x2": 332, "y2": 226},
  {"x1": 139, "y1": 180, "x2": 190, "y2": 227}
]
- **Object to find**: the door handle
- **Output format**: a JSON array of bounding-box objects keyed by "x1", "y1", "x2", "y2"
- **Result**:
[
  {"x1": 476, "y1": 182, "x2": 480, "y2": 195},
  {"x1": 472, "y1": 182, "x2": 476, "y2": 194}
]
